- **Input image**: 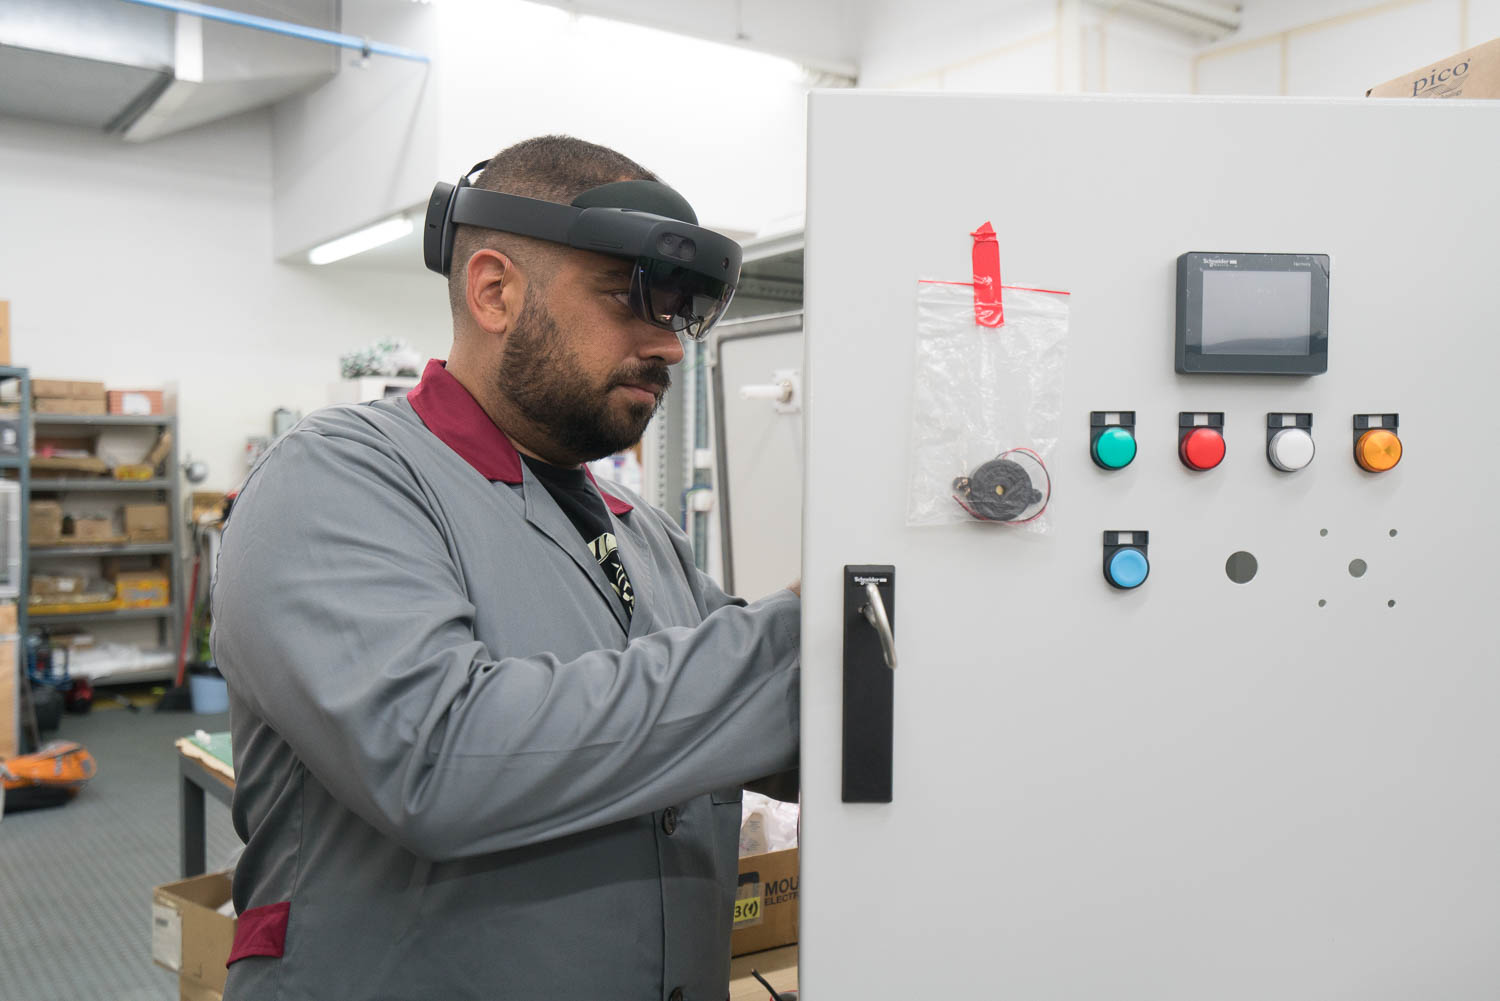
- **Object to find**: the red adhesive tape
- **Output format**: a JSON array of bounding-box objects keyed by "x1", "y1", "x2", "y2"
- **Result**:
[{"x1": 971, "y1": 221, "x2": 1003, "y2": 328}]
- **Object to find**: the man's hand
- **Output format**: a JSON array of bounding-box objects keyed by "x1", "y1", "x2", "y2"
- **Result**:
[{"x1": 787, "y1": 580, "x2": 801, "y2": 597}]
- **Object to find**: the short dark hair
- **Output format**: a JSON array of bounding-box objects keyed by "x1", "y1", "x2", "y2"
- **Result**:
[{"x1": 447, "y1": 135, "x2": 658, "y2": 316}]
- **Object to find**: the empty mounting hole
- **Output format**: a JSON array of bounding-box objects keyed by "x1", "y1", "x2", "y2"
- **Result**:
[
  {"x1": 1349, "y1": 559, "x2": 1368, "y2": 578},
  {"x1": 1225, "y1": 551, "x2": 1258, "y2": 584},
  {"x1": 1389, "y1": 529, "x2": 1398, "y2": 538},
  {"x1": 1318, "y1": 599, "x2": 1327, "y2": 607},
  {"x1": 1388, "y1": 599, "x2": 1396, "y2": 607},
  {"x1": 1319, "y1": 528, "x2": 1329, "y2": 537}
]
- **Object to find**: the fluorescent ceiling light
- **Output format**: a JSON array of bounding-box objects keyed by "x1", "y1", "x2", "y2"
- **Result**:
[{"x1": 307, "y1": 216, "x2": 414, "y2": 265}]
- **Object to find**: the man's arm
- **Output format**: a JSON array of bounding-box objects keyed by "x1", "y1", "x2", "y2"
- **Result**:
[{"x1": 213, "y1": 429, "x2": 799, "y2": 862}]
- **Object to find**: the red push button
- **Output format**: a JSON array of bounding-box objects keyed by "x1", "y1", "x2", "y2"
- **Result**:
[{"x1": 1180, "y1": 427, "x2": 1226, "y2": 470}]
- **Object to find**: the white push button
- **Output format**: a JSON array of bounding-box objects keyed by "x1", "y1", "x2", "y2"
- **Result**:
[{"x1": 1268, "y1": 427, "x2": 1316, "y2": 471}]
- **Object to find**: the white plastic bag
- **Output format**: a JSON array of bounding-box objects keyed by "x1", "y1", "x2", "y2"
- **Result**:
[{"x1": 906, "y1": 278, "x2": 1069, "y2": 532}]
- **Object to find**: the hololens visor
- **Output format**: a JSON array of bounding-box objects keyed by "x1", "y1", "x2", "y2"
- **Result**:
[{"x1": 425, "y1": 161, "x2": 742, "y2": 340}]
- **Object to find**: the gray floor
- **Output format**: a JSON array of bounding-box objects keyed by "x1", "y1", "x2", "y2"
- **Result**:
[{"x1": 0, "y1": 699, "x2": 239, "y2": 1001}]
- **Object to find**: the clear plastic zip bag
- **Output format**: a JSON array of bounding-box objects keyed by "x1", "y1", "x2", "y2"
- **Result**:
[{"x1": 905, "y1": 275, "x2": 1069, "y2": 532}]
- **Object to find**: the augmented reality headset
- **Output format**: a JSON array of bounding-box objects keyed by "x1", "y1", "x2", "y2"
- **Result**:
[{"x1": 424, "y1": 160, "x2": 742, "y2": 341}]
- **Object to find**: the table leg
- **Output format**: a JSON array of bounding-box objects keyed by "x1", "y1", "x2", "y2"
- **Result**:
[{"x1": 180, "y1": 757, "x2": 207, "y2": 878}]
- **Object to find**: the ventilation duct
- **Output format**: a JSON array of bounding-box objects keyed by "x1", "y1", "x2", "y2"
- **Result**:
[{"x1": 0, "y1": 0, "x2": 342, "y2": 141}]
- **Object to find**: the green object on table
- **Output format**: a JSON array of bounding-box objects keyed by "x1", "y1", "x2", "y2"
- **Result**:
[{"x1": 187, "y1": 730, "x2": 233, "y2": 770}]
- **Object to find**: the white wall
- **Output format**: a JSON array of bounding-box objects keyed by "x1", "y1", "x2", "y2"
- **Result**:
[
  {"x1": 429, "y1": 1, "x2": 809, "y2": 237},
  {"x1": 0, "y1": 110, "x2": 448, "y2": 492},
  {"x1": 271, "y1": 0, "x2": 439, "y2": 260},
  {"x1": 852, "y1": 0, "x2": 1498, "y2": 98},
  {"x1": 1195, "y1": 0, "x2": 1499, "y2": 96}
]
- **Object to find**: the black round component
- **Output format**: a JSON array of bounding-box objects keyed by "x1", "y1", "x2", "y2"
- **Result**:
[{"x1": 955, "y1": 458, "x2": 1042, "y2": 522}]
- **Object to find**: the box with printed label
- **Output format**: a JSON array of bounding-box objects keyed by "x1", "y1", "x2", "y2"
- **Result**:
[
  {"x1": 112, "y1": 570, "x2": 169, "y2": 607},
  {"x1": 731, "y1": 847, "x2": 798, "y2": 957},
  {"x1": 152, "y1": 872, "x2": 235, "y2": 995},
  {"x1": 107, "y1": 389, "x2": 166, "y2": 416},
  {"x1": 1367, "y1": 36, "x2": 1500, "y2": 99}
]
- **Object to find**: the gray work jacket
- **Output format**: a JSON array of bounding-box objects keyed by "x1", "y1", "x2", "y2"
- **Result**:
[{"x1": 211, "y1": 390, "x2": 800, "y2": 1001}]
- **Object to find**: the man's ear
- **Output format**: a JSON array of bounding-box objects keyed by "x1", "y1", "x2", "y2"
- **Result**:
[{"x1": 465, "y1": 249, "x2": 525, "y2": 336}]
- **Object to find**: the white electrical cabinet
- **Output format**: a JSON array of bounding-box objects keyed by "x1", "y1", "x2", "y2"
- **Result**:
[{"x1": 799, "y1": 94, "x2": 1500, "y2": 998}]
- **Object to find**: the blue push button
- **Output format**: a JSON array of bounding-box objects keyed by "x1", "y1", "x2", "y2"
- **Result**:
[{"x1": 1107, "y1": 548, "x2": 1150, "y2": 589}]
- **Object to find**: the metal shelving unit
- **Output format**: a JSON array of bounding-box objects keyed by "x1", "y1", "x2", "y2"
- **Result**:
[
  {"x1": 27, "y1": 478, "x2": 171, "y2": 492},
  {"x1": 26, "y1": 412, "x2": 182, "y2": 685},
  {"x1": 28, "y1": 606, "x2": 174, "y2": 625},
  {"x1": 31, "y1": 542, "x2": 175, "y2": 558},
  {"x1": 1, "y1": 367, "x2": 28, "y2": 755}
]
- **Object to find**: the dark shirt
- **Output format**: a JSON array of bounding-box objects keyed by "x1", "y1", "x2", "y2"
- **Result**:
[{"x1": 522, "y1": 456, "x2": 635, "y2": 620}]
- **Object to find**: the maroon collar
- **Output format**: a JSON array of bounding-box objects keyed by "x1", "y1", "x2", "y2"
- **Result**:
[{"x1": 406, "y1": 359, "x2": 633, "y2": 515}]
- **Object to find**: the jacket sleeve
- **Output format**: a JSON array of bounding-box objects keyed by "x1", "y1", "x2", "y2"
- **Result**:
[{"x1": 212, "y1": 428, "x2": 800, "y2": 862}]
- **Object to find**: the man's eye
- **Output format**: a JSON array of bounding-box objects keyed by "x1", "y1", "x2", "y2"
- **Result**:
[{"x1": 606, "y1": 290, "x2": 631, "y2": 308}]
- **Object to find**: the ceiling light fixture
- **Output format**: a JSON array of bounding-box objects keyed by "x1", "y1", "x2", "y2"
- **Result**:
[{"x1": 307, "y1": 216, "x2": 414, "y2": 265}]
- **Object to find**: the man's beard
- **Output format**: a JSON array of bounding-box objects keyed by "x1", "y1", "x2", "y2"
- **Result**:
[{"x1": 498, "y1": 292, "x2": 672, "y2": 463}]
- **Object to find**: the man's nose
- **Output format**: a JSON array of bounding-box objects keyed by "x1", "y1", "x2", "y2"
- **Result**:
[{"x1": 638, "y1": 323, "x2": 686, "y2": 366}]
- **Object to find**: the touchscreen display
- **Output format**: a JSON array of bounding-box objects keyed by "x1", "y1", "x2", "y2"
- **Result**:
[{"x1": 1200, "y1": 269, "x2": 1312, "y2": 356}]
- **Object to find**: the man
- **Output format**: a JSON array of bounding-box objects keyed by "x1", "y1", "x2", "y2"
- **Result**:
[{"x1": 212, "y1": 136, "x2": 800, "y2": 1001}]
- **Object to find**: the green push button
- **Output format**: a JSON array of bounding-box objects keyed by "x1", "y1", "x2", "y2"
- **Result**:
[{"x1": 1094, "y1": 427, "x2": 1137, "y2": 469}]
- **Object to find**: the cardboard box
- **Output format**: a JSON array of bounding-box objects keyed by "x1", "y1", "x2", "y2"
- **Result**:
[
  {"x1": 0, "y1": 301, "x2": 9, "y2": 367},
  {"x1": 72, "y1": 515, "x2": 115, "y2": 541},
  {"x1": 113, "y1": 570, "x2": 169, "y2": 607},
  {"x1": 179, "y1": 974, "x2": 224, "y2": 1001},
  {"x1": 145, "y1": 430, "x2": 174, "y2": 471},
  {"x1": 31, "y1": 455, "x2": 110, "y2": 477},
  {"x1": 0, "y1": 602, "x2": 16, "y2": 635},
  {"x1": 1367, "y1": 36, "x2": 1500, "y2": 99},
  {"x1": 125, "y1": 503, "x2": 171, "y2": 542},
  {"x1": 35, "y1": 397, "x2": 107, "y2": 415},
  {"x1": 32, "y1": 379, "x2": 106, "y2": 400},
  {"x1": 153, "y1": 871, "x2": 235, "y2": 995},
  {"x1": 731, "y1": 847, "x2": 798, "y2": 957},
  {"x1": 107, "y1": 389, "x2": 165, "y2": 416},
  {"x1": 0, "y1": 638, "x2": 15, "y2": 758},
  {"x1": 30, "y1": 573, "x2": 90, "y2": 598},
  {"x1": 29, "y1": 500, "x2": 63, "y2": 545}
]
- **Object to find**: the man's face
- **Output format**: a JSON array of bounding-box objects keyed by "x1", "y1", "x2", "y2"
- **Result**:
[{"x1": 498, "y1": 249, "x2": 685, "y2": 464}]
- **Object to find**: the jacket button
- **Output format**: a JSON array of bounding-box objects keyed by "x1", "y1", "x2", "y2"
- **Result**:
[
  {"x1": 662, "y1": 807, "x2": 679, "y2": 836},
  {"x1": 668, "y1": 989, "x2": 684, "y2": 1001}
]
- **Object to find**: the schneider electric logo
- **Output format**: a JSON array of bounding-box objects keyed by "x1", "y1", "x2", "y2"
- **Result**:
[{"x1": 1203, "y1": 258, "x2": 1238, "y2": 266}]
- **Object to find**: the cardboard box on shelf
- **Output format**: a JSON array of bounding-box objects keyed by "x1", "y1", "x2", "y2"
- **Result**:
[
  {"x1": 107, "y1": 389, "x2": 166, "y2": 416},
  {"x1": 125, "y1": 503, "x2": 171, "y2": 542},
  {"x1": 112, "y1": 571, "x2": 169, "y2": 607},
  {"x1": 0, "y1": 301, "x2": 9, "y2": 366},
  {"x1": 731, "y1": 847, "x2": 798, "y2": 957},
  {"x1": 36, "y1": 397, "x2": 107, "y2": 415},
  {"x1": 29, "y1": 500, "x2": 63, "y2": 545},
  {"x1": 0, "y1": 638, "x2": 14, "y2": 758},
  {"x1": 71, "y1": 515, "x2": 116, "y2": 541},
  {"x1": 33, "y1": 379, "x2": 106, "y2": 401},
  {"x1": 0, "y1": 602, "x2": 16, "y2": 635},
  {"x1": 1367, "y1": 36, "x2": 1500, "y2": 99},
  {"x1": 29, "y1": 574, "x2": 90, "y2": 598},
  {"x1": 31, "y1": 454, "x2": 110, "y2": 478},
  {"x1": 152, "y1": 871, "x2": 235, "y2": 995},
  {"x1": 145, "y1": 430, "x2": 174, "y2": 471}
]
